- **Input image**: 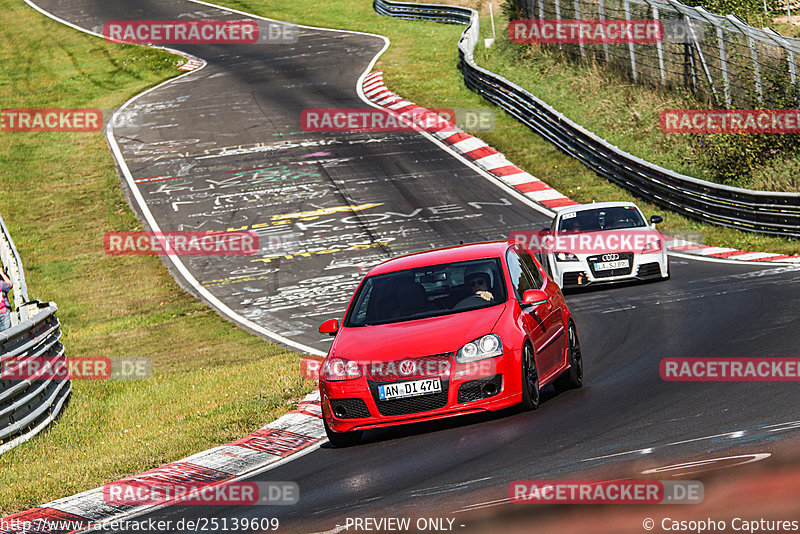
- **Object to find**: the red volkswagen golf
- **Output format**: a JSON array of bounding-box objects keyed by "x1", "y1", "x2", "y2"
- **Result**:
[{"x1": 318, "y1": 241, "x2": 582, "y2": 447}]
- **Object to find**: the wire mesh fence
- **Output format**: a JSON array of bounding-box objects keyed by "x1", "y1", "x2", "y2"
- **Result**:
[
  {"x1": 517, "y1": 0, "x2": 800, "y2": 108},
  {"x1": 782, "y1": 0, "x2": 800, "y2": 22}
]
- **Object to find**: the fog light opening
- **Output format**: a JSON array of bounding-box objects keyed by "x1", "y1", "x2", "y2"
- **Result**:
[{"x1": 481, "y1": 382, "x2": 498, "y2": 397}]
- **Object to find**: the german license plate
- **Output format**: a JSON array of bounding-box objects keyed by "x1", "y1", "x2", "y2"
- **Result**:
[
  {"x1": 378, "y1": 378, "x2": 441, "y2": 400},
  {"x1": 594, "y1": 259, "x2": 629, "y2": 271}
]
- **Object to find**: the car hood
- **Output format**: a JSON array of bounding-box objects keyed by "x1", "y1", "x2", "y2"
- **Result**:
[{"x1": 330, "y1": 302, "x2": 509, "y2": 362}]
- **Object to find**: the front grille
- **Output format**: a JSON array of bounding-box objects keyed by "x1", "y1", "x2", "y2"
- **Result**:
[
  {"x1": 368, "y1": 378, "x2": 450, "y2": 416},
  {"x1": 636, "y1": 262, "x2": 662, "y2": 278},
  {"x1": 458, "y1": 375, "x2": 502, "y2": 404},
  {"x1": 329, "y1": 398, "x2": 370, "y2": 419},
  {"x1": 366, "y1": 353, "x2": 452, "y2": 383},
  {"x1": 587, "y1": 253, "x2": 634, "y2": 278},
  {"x1": 562, "y1": 271, "x2": 587, "y2": 287}
]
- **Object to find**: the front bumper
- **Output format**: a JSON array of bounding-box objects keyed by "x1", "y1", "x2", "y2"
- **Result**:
[
  {"x1": 551, "y1": 251, "x2": 668, "y2": 288},
  {"x1": 321, "y1": 354, "x2": 520, "y2": 433}
]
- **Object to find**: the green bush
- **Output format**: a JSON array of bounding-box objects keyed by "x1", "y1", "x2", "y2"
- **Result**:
[{"x1": 693, "y1": 66, "x2": 800, "y2": 187}]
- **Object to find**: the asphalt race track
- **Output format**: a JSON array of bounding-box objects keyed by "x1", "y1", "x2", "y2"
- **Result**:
[
  {"x1": 31, "y1": 0, "x2": 560, "y2": 356},
  {"x1": 28, "y1": 0, "x2": 800, "y2": 532}
]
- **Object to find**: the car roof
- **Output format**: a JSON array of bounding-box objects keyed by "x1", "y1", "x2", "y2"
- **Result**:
[
  {"x1": 555, "y1": 201, "x2": 640, "y2": 217},
  {"x1": 367, "y1": 241, "x2": 512, "y2": 276}
]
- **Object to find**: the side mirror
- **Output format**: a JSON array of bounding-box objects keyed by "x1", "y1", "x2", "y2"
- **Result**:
[
  {"x1": 319, "y1": 318, "x2": 339, "y2": 336},
  {"x1": 522, "y1": 289, "x2": 549, "y2": 306},
  {"x1": 650, "y1": 215, "x2": 663, "y2": 225}
]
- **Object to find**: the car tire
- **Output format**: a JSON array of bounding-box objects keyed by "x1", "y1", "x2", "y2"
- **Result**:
[
  {"x1": 554, "y1": 321, "x2": 583, "y2": 392},
  {"x1": 520, "y1": 343, "x2": 540, "y2": 410},
  {"x1": 323, "y1": 416, "x2": 362, "y2": 448},
  {"x1": 662, "y1": 257, "x2": 671, "y2": 280}
]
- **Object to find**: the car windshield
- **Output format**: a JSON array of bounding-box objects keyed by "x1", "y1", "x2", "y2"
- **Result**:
[
  {"x1": 558, "y1": 206, "x2": 646, "y2": 232},
  {"x1": 345, "y1": 258, "x2": 507, "y2": 327}
]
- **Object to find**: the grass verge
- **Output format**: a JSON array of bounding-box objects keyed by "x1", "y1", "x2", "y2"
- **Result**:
[{"x1": 0, "y1": 0, "x2": 312, "y2": 514}]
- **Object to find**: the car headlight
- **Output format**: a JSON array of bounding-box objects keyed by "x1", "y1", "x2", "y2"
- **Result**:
[
  {"x1": 456, "y1": 334, "x2": 503, "y2": 363},
  {"x1": 643, "y1": 239, "x2": 662, "y2": 253},
  {"x1": 321, "y1": 357, "x2": 362, "y2": 381},
  {"x1": 555, "y1": 252, "x2": 579, "y2": 262}
]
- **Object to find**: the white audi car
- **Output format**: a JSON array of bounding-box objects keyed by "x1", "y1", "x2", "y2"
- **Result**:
[{"x1": 538, "y1": 202, "x2": 670, "y2": 289}]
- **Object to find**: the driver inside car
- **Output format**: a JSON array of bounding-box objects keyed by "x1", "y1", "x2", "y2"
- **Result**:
[{"x1": 453, "y1": 270, "x2": 495, "y2": 310}]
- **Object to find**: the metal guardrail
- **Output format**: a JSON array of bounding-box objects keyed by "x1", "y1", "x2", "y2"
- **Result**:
[
  {"x1": 374, "y1": 0, "x2": 800, "y2": 238},
  {"x1": 0, "y1": 212, "x2": 29, "y2": 326},
  {"x1": 0, "y1": 214, "x2": 70, "y2": 455}
]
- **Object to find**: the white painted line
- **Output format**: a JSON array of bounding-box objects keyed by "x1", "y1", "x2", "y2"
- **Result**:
[
  {"x1": 453, "y1": 497, "x2": 513, "y2": 513},
  {"x1": 696, "y1": 246, "x2": 738, "y2": 256},
  {"x1": 582, "y1": 430, "x2": 749, "y2": 462},
  {"x1": 669, "y1": 251, "x2": 800, "y2": 266},
  {"x1": 641, "y1": 453, "x2": 771, "y2": 475}
]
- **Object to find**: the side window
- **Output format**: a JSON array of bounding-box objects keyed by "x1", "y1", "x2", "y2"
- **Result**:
[
  {"x1": 516, "y1": 245, "x2": 544, "y2": 289},
  {"x1": 506, "y1": 249, "x2": 535, "y2": 300},
  {"x1": 347, "y1": 281, "x2": 374, "y2": 326}
]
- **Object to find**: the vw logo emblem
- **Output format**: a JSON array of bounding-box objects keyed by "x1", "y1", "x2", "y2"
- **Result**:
[
  {"x1": 602, "y1": 253, "x2": 620, "y2": 261},
  {"x1": 399, "y1": 359, "x2": 416, "y2": 376}
]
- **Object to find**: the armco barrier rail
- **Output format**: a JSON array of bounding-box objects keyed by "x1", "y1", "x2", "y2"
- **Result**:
[
  {"x1": 0, "y1": 213, "x2": 70, "y2": 455},
  {"x1": 374, "y1": 0, "x2": 800, "y2": 238}
]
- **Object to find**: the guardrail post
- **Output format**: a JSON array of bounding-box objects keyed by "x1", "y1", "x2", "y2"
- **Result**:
[
  {"x1": 624, "y1": 0, "x2": 638, "y2": 82},
  {"x1": 717, "y1": 26, "x2": 733, "y2": 107},
  {"x1": 554, "y1": 0, "x2": 563, "y2": 51},
  {"x1": 683, "y1": 38, "x2": 697, "y2": 91},
  {"x1": 748, "y1": 34, "x2": 764, "y2": 104},
  {"x1": 574, "y1": 0, "x2": 585, "y2": 59},
  {"x1": 652, "y1": 5, "x2": 666, "y2": 85},
  {"x1": 598, "y1": 0, "x2": 610, "y2": 61}
]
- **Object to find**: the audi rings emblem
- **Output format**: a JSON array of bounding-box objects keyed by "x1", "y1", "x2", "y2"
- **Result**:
[
  {"x1": 399, "y1": 359, "x2": 416, "y2": 376},
  {"x1": 602, "y1": 254, "x2": 620, "y2": 261}
]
